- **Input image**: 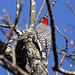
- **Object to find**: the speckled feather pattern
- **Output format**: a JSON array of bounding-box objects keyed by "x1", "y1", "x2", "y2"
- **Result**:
[{"x1": 36, "y1": 23, "x2": 51, "y2": 51}]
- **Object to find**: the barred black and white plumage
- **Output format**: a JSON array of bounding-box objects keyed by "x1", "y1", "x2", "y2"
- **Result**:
[{"x1": 36, "y1": 23, "x2": 51, "y2": 60}]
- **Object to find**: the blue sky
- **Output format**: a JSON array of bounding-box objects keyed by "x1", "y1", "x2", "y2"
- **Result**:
[{"x1": 0, "y1": 0, "x2": 75, "y2": 75}]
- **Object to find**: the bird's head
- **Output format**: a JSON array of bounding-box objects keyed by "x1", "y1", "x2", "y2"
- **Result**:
[{"x1": 39, "y1": 17, "x2": 48, "y2": 26}]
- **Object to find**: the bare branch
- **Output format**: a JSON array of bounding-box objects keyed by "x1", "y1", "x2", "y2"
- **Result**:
[
  {"x1": 46, "y1": 0, "x2": 58, "y2": 70},
  {"x1": 23, "y1": 19, "x2": 28, "y2": 29},
  {"x1": 67, "y1": 1, "x2": 75, "y2": 15},
  {"x1": 51, "y1": 47, "x2": 75, "y2": 65},
  {"x1": 0, "y1": 17, "x2": 9, "y2": 25},
  {"x1": 3, "y1": 9, "x2": 13, "y2": 25},
  {"x1": 0, "y1": 55, "x2": 29, "y2": 75},
  {"x1": 65, "y1": 57, "x2": 75, "y2": 65},
  {"x1": 19, "y1": 0, "x2": 23, "y2": 16},
  {"x1": 55, "y1": 26, "x2": 68, "y2": 67},
  {"x1": 56, "y1": 48, "x2": 75, "y2": 57},
  {"x1": 6, "y1": 69, "x2": 9, "y2": 75},
  {"x1": 14, "y1": 0, "x2": 19, "y2": 28},
  {"x1": 35, "y1": 0, "x2": 46, "y2": 23},
  {"x1": 58, "y1": 67, "x2": 75, "y2": 75},
  {"x1": 0, "y1": 24, "x2": 14, "y2": 28},
  {"x1": 47, "y1": 46, "x2": 51, "y2": 63},
  {"x1": 53, "y1": 48, "x2": 75, "y2": 65},
  {"x1": 0, "y1": 28, "x2": 7, "y2": 36},
  {"x1": 29, "y1": 0, "x2": 36, "y2": 30},
  {"x1": 12, "y1": 40, "x2": 17, "y2": 65},
  {"x1": 45, "y1": 0, "x2": 57, "y2": 17},
  {"x1": 14, "y1": 0, "x2": 23, "y2": 35},
  {"x1": 0, "y1": 28, "x2": 11, "y2": 40},
  {"x1": 56, "y1": 71, "x2": 58, "y2": 75}
]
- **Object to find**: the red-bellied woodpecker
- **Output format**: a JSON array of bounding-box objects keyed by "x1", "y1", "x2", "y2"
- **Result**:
[{"x1": 36, "y1": 17, "x2": 51, "y2": 61}]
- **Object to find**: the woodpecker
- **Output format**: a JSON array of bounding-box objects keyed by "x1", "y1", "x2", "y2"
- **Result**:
[{"x1": 36, "y1": 17, "x2": 51, "y2": 61}]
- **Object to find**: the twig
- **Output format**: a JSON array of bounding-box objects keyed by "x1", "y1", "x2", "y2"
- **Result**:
[
  {"x1": 0, "y1": 24, "x2": 14, "y2": 28},
  {"x1": 25, "y1": 65, "x2": 31, "y2": 73},
  {"x1": 14, "y1": 0, "x2": 20, "y2": 28},
  {"x1": 45, "y1": 0, "x2": 57, "y2": 17},
  {"x1": 70, "y1": 65, "x2": 72, "y2": 72},
  {"x1": 57, "y1": 67, "x2": 75, "y2": 75},
  {"x1": 6, "y1": 69, "x2": 10, "y2": 75},
  {"x1": 0, "y1": 55, "x2": 29, "y2": 75},
  {"x1": 47, "y1": 46, "x2": 51, "y2": 63},
  {"x1": 66, "y1": 57, "x2": 75, "y2": 65},
  {"x1": 67, "y1": 1, "x2": 75, "y2": 14},
  {"x1": 46, "y1": 0, "x2": 58, "y2": 70},
  {"x1": 0, "y1": 30, "x2": 17, "y2": 65},
  {"x1": 35, "y1": 0, "x2": 46, "y2": 23},
  {"x1": 0, "y1": 28, "x2": 10, "y2": 40},
  {"x1": 56, "y1": 48, "x2": 75, "y2": 57},
  {"x1": 0, "y1": 28, "x2": 7, "y2": 36},
  {"x1": 56, "y1": 71, "x2": 58, "y2": 75},
  {"x1": 55, "y1": 25, "x2": 68, "y2": 67},
  {"x1": 0, "y1": 18, "x2": 9, "y2": 25},
  {"x1": 51, "y1": 47, "x2": 75, "y2": 65},
  {"x1": 12, "y1": 39, "x2": 17, "y2": 65},
  {"x1": 3, "y1": 9, "x2": 13, "y2": 25},
  {"x1": 19, "y1": 0, "x2": 23, "y2": 17},
  {"x1": 23, "y1": 19, "x2": 28, "y2": 29},
  {"x1": 14, "y1": 0, "x2": 23, "y2": 35}
]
